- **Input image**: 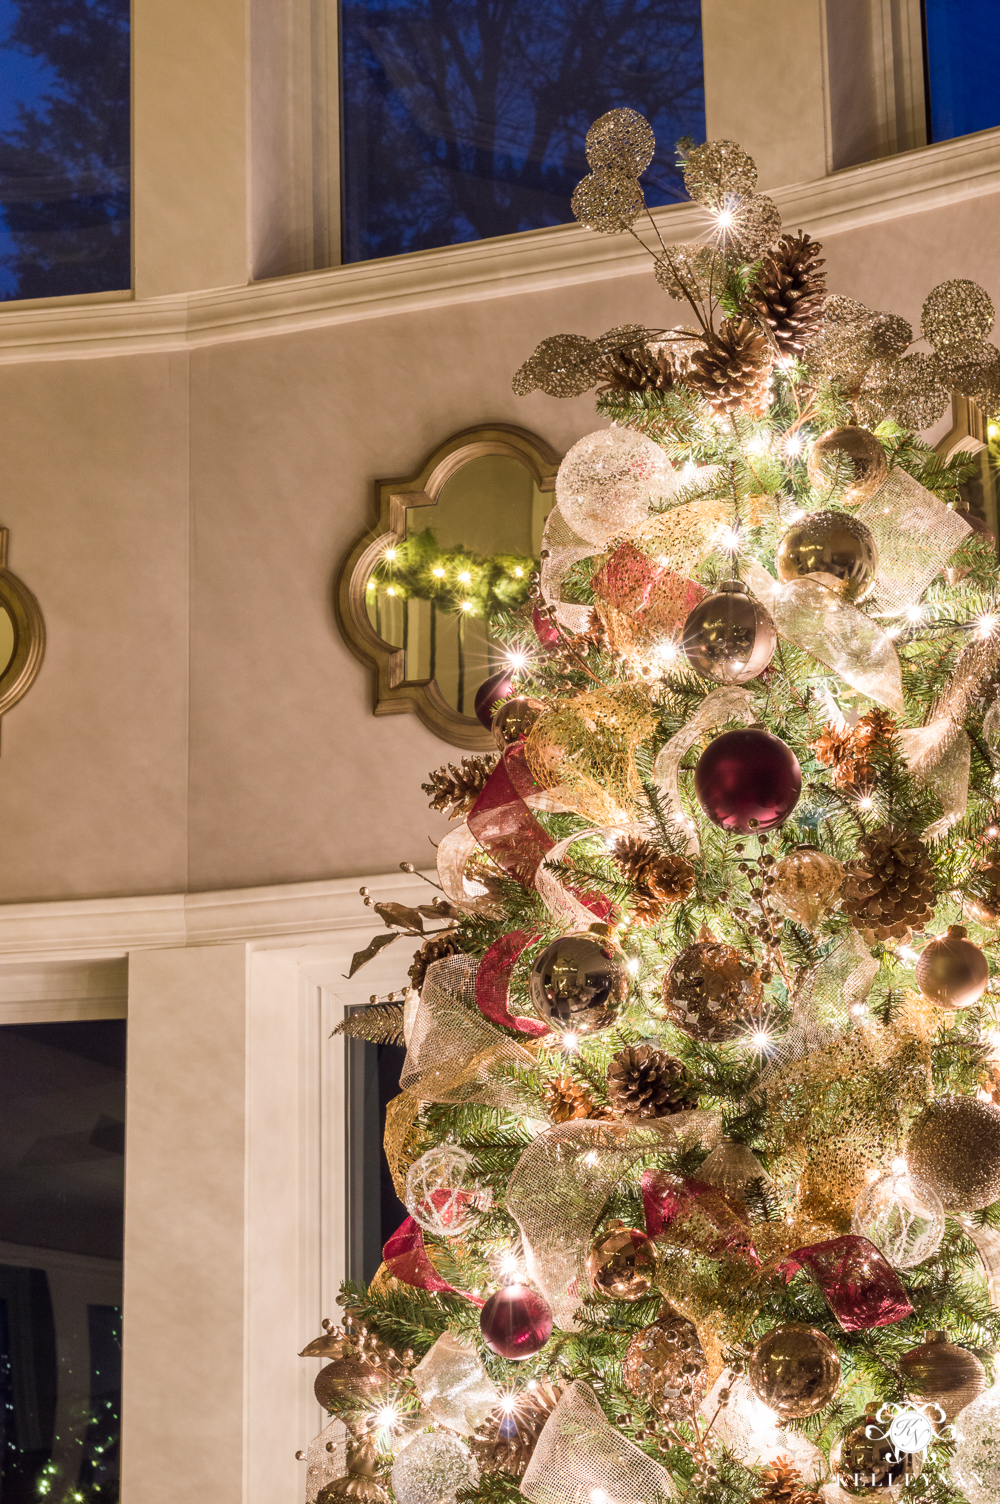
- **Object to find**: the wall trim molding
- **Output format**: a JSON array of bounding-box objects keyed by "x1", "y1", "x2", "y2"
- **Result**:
[{"x1": 0, "y1": 128, "x2": 998, "y2": 365}]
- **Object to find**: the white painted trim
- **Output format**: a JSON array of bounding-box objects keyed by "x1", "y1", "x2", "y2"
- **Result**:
[{"x1": 0, "y1": 128, "x2": 998, "y2": 364}]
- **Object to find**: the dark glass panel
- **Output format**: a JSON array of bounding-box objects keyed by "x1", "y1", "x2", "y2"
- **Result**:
[
  {"x1": 341, "y1": 0, "x2": 704, "y2": 262},
  {"x1": 0, "y1": 0, "x2": 130, "y2": 301},
  {"x1": 924, "y1": 0, "x2": 1000, "y2": 144},
  {"x1": 346, "y1": 1027, "x2": 407, "y2": 1285}
]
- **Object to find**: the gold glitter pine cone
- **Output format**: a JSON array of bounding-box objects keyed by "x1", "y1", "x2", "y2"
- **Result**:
[
  {"x1": 606, "y1": 1044, "x2": 699, "y2": 1121},
  {"x1": 747, "y1": 232, "x2": 826, "y2": 359},
  {"x1": 544, "y1": 1075, "x2": 612, "y2": 1124},
  {"x1": 408, "y1": 931, "x2": 463, "y2": 991},
  {"x1": 840, "y1": 825, "x2": 935, "y2": 941},
  {"x1": 422, "y1": 755, "x2": 497, "y2": 819},
  {"x1": 611, "y1": 835, "x2": 696, "y2": 923},
  {"x1": 687, "y1": 317, "x2": 772, "y2": 416},
  {"x1": 751, "y1": 1457, "x2": 823, "y2": 1504},
  {"x1": 470, "y1": 1379, "x2": 565, "y2": 1476}
]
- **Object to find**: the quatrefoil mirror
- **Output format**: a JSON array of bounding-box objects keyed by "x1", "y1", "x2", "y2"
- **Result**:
[{"x1": 337, "y1": 425, "x2": 560, "y2": 749}]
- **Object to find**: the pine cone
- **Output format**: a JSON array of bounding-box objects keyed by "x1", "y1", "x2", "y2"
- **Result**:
[
  {"x1": 408, "y1": 931, "x2": 462, "y2": 990},
  {"x1": 612, "y1": 835, "x2": 695, "y2": 923},
  {"x1": 607, "y1": 1045, "x2": 699, "y2": 1121},
  {"x1": 470, "y1": 1380, "x2": 565, "y2": 1476},
  {"x1": 812, "y1": 708, "x2": 895, "y2": 791},
  {"x1": 752, "y1": 1456, "x2": 822, "y2": 1504},
  {"x1": 545, "y1": 1075, "x2": 612, "y2": 1124},
  {"x1": 598, "y1": 342, "x2": 679, "y2": 394},
  {"x1": 422, "y1": 755, "x2": 497, "y2": 819},
  {"x1": 687, "y1": 318, "x2": 772, "y2": 415},
  {"x1": 840, "y1": 825, "x2": 935, "y2": 941},
  {"x1": 748, "y1": 232, "x2": 827, "y2": 359}
]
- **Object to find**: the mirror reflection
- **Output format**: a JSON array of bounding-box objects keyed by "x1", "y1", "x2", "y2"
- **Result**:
[
  {"x1": 0, "y1": 607, "x2": 15, "y2": 680},
  {"x1": 365, "y1": 454, "x2": 553, "y2": 714}
]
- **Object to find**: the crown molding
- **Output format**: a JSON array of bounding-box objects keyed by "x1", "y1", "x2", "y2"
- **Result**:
[{"x1": 0, "y1": 128, "x2": 998, "y2": 365}]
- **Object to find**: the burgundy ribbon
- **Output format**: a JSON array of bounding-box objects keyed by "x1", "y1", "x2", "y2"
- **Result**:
[
  {"x1": 592, "y1": 542, "x2": 662, "y2": 614},
  {"x1": 382, "y1": 1217, "x2": 485, "y2": 1306},
  {"x1": 778, "y1": 1235, "x2": 914, "y2": 1332},
  {"x1": 468, "y1": 743, "x2": 554, "y2": 886},
  {"x1": 642, "y1": 1169, "x2": 759, "y2": 1266},
  {"x1": 476, "y1": 930, "x2": 548, "y2": 1036}
]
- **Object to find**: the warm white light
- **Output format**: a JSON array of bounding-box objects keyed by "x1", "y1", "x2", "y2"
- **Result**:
[
  {"x1": 562, "y1": 1031, "x2": 579, "y2": 1053},
  {"x1": 978, "y1": 614, "x2": 999, "y2": 639},
  {"x1": 714, "y1": 209, "x2": 735, "y2": 230},
  {"x1": 717, "y1": 525, "x2": 742, "y2": 552},
  {"x1": 386, "y1": 587, "x2": 397, "y2": 597},
  {"x1": 747, "y1": 433, "x2": 770, "y2": 455},
  {"x1": 858, "y1": 795, "x2": 874, "y2": 810},
  {"x1": 384, "y1": 548, "x2": 397, "y2": 561},
  {"x1": 584, "y1": 1150, "x2": 599, "y2": 1166},
  {"x1": 891, "y1": 1156, "x2": 908, "y2": 1175},
  {"x1": 460, "y1": 600, "x2": 472, "y2": 611},
  {"x1": 513, "y1": 566, "x2": 524, "y2": 578},
  {"x1": 458, "y1": 571, "x2": 472, "y2": 584},
  {"x1": 499, "y1": 1253, "x2": 520, "y2": 1276},
  {"x1": 432, "y1": 567, "x2": 445, "y2": 578},
  {"x1": 784, "y1": 432, "x2": 805, "y2": 457},
  {"x1": 990, "y1": 423, "x2": 999, "y2": 440},
  {"x1": 850, "y1": 1002, "x2": 866, "y2": 1016},
  {"x1": 626, "y1": 957, "x2": 640, "y2": 975},
  {"x1": 989, "y1": 826, "x2": 1000, "y2": 838},
  {"x1": 655, "y1": 638, "x2": 680, "y2": 665},
  {"x1": 681, "y1": 462, "x2": 697, "y2": 481},
  {"x1": 506, "y1": 649, "x2": 529, "y2": 670},
  {"x1": 526, "y1": 1379, "x2": 538, "y2": 1391},
  {"x1": 906, "y1": 605, "x2": 924, "y2": 624},
  {"x1": 897, "y1": 945, "x2": 919, "y2": 963},
  {"x1": 749, "y1": 1029, "x2": 772, "y2": 1052},
  {"x1": 499, "y1": 1395, "x2": 518, "y2": 1414},
  {"x1": 374, "y1": 1405, "x2": 400, "y2": 1428}
]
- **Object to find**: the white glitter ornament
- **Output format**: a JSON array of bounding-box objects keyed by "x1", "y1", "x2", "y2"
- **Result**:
[
  {"x1": 554, "y1": 428, "x2": 676, "y2": 546},
  {"x1": 851, "y1": 1167, "x2": 944, "y2": 1270},
  {"x1": 404, "y1": 1145, "x2": 492, "y2": 1238},
  {"x1": 950, "y1": 1384, "x2": 1000, "y2": 1504},
  {"x1": 390, "y1": 1432, "x2": 480, "y2": 1504}
]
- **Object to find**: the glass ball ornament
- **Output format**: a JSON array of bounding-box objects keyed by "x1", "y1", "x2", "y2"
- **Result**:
[
  {"x1": 905, "y1": 1095, "x2": 1000, "y2": 1211},
  {"x1": 479, "y1": 1282, "x2": 553, "y2": 1360},
  {"x1": 390, "y1": 1432, "x2": 480, "y2": 1504},
  {"x1": 776, "y1": 509, "x2": 878, "y2": 600},
  {"x1": 474, "y1": 668, "x2": 516, "y2": 730},
  {"x1": 694, "y1": 726, "x2": 802, "y2": 834},
  {"x1": 554, "y1": 428, "x2": 676, "y2": 546},
  {"x1": 747, "y1": 1322, "x2": 841, "y2": 1419},
  {"x1": 899, "y1": 1330, "x2": 987, "y2": 1424},
  {"x1": 851, "y1": 1168, "x2": 944, "y2": 1270},
  {"x1": 833, "y1": 1411, "x2": 923, "y2": 1494},
  {"x1": 404, "y1": 1146, "x2": 492, "y2": 1238},
  {"x1": 769, "y1": 845, "x2": 845, "y2": 931},
  {"x1": 528, "y1": 924, "x2": 628, "y2": 1033},
  {"x1": 915, "y1": 924, "x2": 989, "y2": 1009},
  {"x1": 950, "y1": 1383, "x2": 1000, "y2": 1504},
  {"x1": 806, "y1": 425, "x2": 888, "y2": 502},
  {"x1": 681, "y1": 581, "x2": 777, "y2": 684},
  {"x1": 587, "y1": 1220, "x2": 657, "y2": 1301},
  {"x1": 661, "y1": 940, "x2": 763, "y2": 1042}
]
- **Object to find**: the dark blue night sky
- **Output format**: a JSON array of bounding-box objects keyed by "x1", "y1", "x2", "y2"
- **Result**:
[{"x1": 924, "y1": 0, "x2": 1000, "y2": 144}]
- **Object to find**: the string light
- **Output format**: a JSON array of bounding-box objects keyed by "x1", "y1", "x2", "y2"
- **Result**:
[
  {"x1": 513, "y1": 566, "x2": 524, "y2": 578},
  {"x1": 626, "y1": 957, "x2": 640, "y2": 975},
  {"x1": 784, "y1": 432, "x2": 805, "y2": 457},
  {"x1": 384, "y1": 547, "x2": 397, "y2": 562},
  {"x1": 716, "y1": 524, "x2": 742, "y2": 552},
  {"x1": 458, "y1": 571, "x2": 472, "y2": 584},
  {"x1": 857, "y1": 794, "x2": 875, "y2": 810},
  {"x1": 906, "y1": 605, "x2": 924, "y2": 624},
  {"x1": 977, "y1": 613, "x2": 998, "y2": 639},
  {"x1": 505, "y1": 649, "x2": 530, "y2": 670},
  {"x1": 432, "y1": 567, "x2": 445, "y2": 578},
  {"x1": 387, "y1": 587, "x2": 397, "y2": 597},
  {"x1": 460, "y1": 601, "x2": 472, "y2": 611},
  {"x1": 562, "y1": 1031, "x2": 579, "y2": 1052},
  {"x1": 655, "y1": 638, "x2": 680, "y2": 666}
]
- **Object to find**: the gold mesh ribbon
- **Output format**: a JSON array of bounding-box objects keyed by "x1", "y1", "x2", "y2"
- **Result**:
[
  {"x1": 630, "y1": 492, "x2": 728, "y2": 576},
  {"x1": 384, "y1": 1090, "x2": 425, "y2": 1201},
  {"x1": 412, "y1": 1333, "x2": 500, "y2": 1436},
  {"x1": 525, "y1": 685, "x2": 656, "y2": 826},
  {"x1": 520, "y1": 1381, "x2": 676, "y2": 1504},
  {"x1": 651, "y1": 686, "x2": 755, "y2": 854},
  {"x1": 855, "y1": 469, "x2": 971, "y2": 617},
  {"x1": 540, "y1": 505, "x2": 598, "y2": 633},
  {"x1": 506, "y1": 1113, "x2": 720, "y2": 1329}
]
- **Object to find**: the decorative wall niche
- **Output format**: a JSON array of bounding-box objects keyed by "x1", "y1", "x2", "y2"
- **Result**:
[
  {"x1": 0, "y1": 530, "x2": 45, "y2": 734},
  {"x1": 337, "y1": 425, "x2": 559, "y2": 750}
]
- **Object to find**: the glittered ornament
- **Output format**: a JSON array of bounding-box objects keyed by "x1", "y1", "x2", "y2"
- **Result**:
[
  {"x1": 769, "y1": 846, "x2": 845, "y2": 930},
  {"x1": 955, "y1": 506, "x2": 997, "y2": 546},
  {"x1": 899, "y1": 1330, "x2": 987, "y2": 1423},
  {"x1": 319, "y1": 1438, "x2": 392, "y2": 1504},
  {"x1": 528, "y1": 925, "x2": 628, "y2": 1033},
  {"x1": 492, "y1": 695, "x2": 544, "y2": 748},
  {"x1": 681, "y1": 580, "x2": 776, "y2": 684},
  {"x1": 474, "y1": 669, "x2": 516, "y2": 730},
  {"x1": 622, "y1": 1308, "x2": 709, "y2": 1419},
  {"x1": 404, "y1": 1145, "x2": 492, "y2": 1238},
  {"x1": 694, "y1": 727, "x2": 802, "y2": 834},
  {"x1": 807, "y1": 426, "x2": 887, "y2": 502},
  {"x1": 661, "y1": 939, "x2": 763, "y2": 1042},
  {"x1": 906, "y1": 1096, "x2": 1000, "y2": 1211},
  {"x1": 748, "y1": 1323, "x2": 841, "y2": 1420},
  {"x1": 968, "y1": 862, "x2": 1000, "y2": 927},
  {"x1": 776, "y1": 509, "x2": 878, "y2": 601},
  {"x1": 697, "y1": 1138, "x2": 770, "y2": 1195},
  {"x1": 915, "y1": 924, "x2": 989, "y2": 1009},
  {"x1": 314, "y1": 1355, "x2": 391, "y2": 1412},
  {"x1": 554, "y1": 428, "x2": 676, "y2": 546},
  {"x1": 587, "y1": 1220, "x2": 657, "y2": 1301},
  {"x1": 833, "y1": 1411, "x2": 923, "y2": 1494},
  {"x1": 390, "y1": 1432, "x2": 480, "y2": 1504},
  {"x1": 950, "y1": 1383, "x2": 1000, "y2": 1504},
  {"x1": 480, "y1": 1283, "x2": 553, "y2": 1360},
  {"x1": 851, "y1": 1168, "x2": 944, "y2": 1270}
]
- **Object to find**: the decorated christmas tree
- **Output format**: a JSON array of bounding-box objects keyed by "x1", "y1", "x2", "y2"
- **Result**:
[{"x1": 306, "y1": 113, "x2": 1000, "y2": 1504}]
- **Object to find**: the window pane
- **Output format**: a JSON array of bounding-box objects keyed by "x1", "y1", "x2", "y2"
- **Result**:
[
  {"x1": 0, "y1": 1019, "x2": 125, "y2": 1502},
  {"x1": 341, "y1": 0, "x2": 704, "y2": 263},
  {"x1": 924, "y1": 0, "x2": 1000, "y2": 144},
  {"x1": 346, "y1": 1027, "x2": 406, "y2": 1286},
  {"x1": 0, "y1": 0, "x2": 130, "y2": 301}
]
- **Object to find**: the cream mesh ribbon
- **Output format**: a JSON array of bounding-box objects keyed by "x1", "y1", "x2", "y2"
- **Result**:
[
  {"x1": 506, "y1": 1113, "x2": 721, "y2": 1329},
  {"x1": 741, "y1": 559, "x2": 904, "y2": 712},
  {"x1": 412, "y1": 1333, "x2": 499, "y2": 1436},
  {"x1": 855, "y1": 469, "x2": 971, "y2": 617},
  {"x1": 651, "y1": 686, "x2": 754, "y2": 855},
  {"x1": 699, "y1": 1374, "x2": 827, "y2": 1484},
  {"x1": 540, "y1": 506, "x2": 597, "y2": 633},
  {"x1": 760, "y1": 930, "x2": 879, "y2": 1080},
  {"x1": 520, "y1": 1380, "x2": 675, "y2": 1504}
]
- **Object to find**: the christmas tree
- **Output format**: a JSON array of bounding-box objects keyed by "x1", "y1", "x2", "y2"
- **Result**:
[{"x1": 307, "y1": 114, "x2": 1000, "y2": 1504}]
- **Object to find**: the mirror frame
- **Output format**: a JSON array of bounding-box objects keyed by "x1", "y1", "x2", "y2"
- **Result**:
[
  {"x1": 0, "y1": 530, "x2": 44, "y2": 725},
  {"x1": 337, "y1": 424, "x2": 560, "y2": 750}
]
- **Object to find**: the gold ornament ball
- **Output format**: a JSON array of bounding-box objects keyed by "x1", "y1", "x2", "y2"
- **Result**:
[
  {"x1": 776, "y1": 509, "x2": 878, "y2": 601},
  {"x1": 661, "y1": 940, "x2": 763, "y2": 1043},
  {"x1": 915, "y1": 924, "x2": 989, "y2": 1009},
  {"x1": 492, "y1": 695, "x2": 544, "y2": 749},
  {"x1": 623, "y1": 1309, "x2": 709, "y2": 1419},
  {"x1": 681, "y1": 580, "x2": 777, "y2": 685},
  {"x1": 968, "y1": 862, "x2": 1000, "y2": 927},
  {"x1": 747, "y1": 1322, "x2": 842, "y2": 1419},
  {"x1": 833, "y1": 1412, "x2": 923, "y2": 1494},
  {"x1": 587, "y1": 1220, "x2": 657, "y2": 1302},
  {"x1": 906, "y1": 1096, "x2": 1000, "y2": 1211},
  {"x1": 314, "y1": 1355, "x2": 391, "y2": 1411},
  {"x1": 770, "y1": 846, "x2": 845, "y2": 931},
  {"x1": 899, "y1": 1330, "x2": 987, "y2": 1423},
  {"x1": 807, "y1": 426, "x2": 888, "y2": 502}
]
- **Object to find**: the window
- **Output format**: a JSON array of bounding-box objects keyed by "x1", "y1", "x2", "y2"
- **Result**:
[
  {"x1": 340, "y1": 0, "x2": 704, "y2": 263},
  {"x1": 923, "y1": 0, "x2": 1000, "y2": 145},
  {"x1": 0, "y1": 0, "x2": 130, "y2": 301}
]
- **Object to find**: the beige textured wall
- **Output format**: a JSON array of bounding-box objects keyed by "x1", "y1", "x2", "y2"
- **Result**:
[{"x1": 0, "y1": 185, "x2": 998, "y2": 902}]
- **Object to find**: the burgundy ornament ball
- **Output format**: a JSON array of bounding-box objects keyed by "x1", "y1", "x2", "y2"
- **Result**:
[
  {"x1": 480, "y1": 1283, "x2": 553, "y2": 1360},
  {"x1": 915, "y1": 925, "x2": 989, "y2": 1010},
  {"x1": 474, "y1": 668, "x2": 516, "y2": 730},
  {"x1": 532, "y1": 604, "x2": 561, "y2": 649},
  {"x1": 694, "y1": 727, "x2": 802, "y2": 834}
]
